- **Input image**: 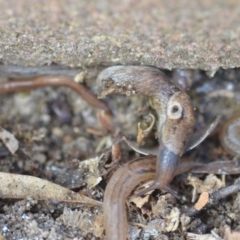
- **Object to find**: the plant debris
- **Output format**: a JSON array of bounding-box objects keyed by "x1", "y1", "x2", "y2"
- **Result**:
[
  {"x1": 224, "y1": 226, "x2": 240, "y2": 240},
  {"x1": 188, "y1": 174, "x2": 224, "y2": 202},
  {"x1": 0, "y1": 67, "x2": 240, "y2": 239},
  {"x1": 0, "y1": 172, "x2": 102, "y2": 206},
  {"x1": 194, "y1": 192, "x2": 209, "y2": 211},
  {"x1": 0, "y1": 127, "x2": 19, "y2": 154}
]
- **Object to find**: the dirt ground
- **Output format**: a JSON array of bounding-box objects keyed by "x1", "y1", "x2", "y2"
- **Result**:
[{"x1": 0, "y1": 67, "x2": 239, "y2": 240}]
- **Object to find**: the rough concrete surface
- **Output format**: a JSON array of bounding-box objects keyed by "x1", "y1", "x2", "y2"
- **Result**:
[{"x1": 0, "y1": 0, "x2": 240, "y2": 75}]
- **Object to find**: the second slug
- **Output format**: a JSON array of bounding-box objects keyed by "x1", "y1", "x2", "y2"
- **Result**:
[
  {"x1": 104, "y1": 156, "x2": 194, "y2": 240},
  {"x1": 219, "y1": 115, "x2": 240, "y2": 156},
  {"x1": 97, "y1": 66, "x2": 196, "y2": 196},
  {"x1": 0, "y1": 75, "x2": 111, "y2": 113}
]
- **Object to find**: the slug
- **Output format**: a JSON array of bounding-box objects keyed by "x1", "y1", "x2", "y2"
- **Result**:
[
  {"x1": 219, "y1": 115, "x2": 240, "y2": 156},
  {"x1": 172, "y1": 69, "x2": 194, "y2": 91},
  {"x1": 97, "y1": 66, "x2": 196, "y2": 196},
  {"x1": 104, "y1": 152, "x2": 240, "y2": 240},
  {"x1": 103, "y1": 156, "x2": 193, "y2": 240}
]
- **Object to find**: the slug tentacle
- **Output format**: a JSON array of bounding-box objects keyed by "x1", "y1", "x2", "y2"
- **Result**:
[
  {"x1": 135, "y1": 143, "x2": 181, "y2": 199},
  {"x1": 97, "y1": 66, "x2": 196, "y2": 196}
]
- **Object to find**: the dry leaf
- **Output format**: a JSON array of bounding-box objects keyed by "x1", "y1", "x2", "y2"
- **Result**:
[
  {"x1": 194, "y1": 192, "x2": 209, "y2": 211},
  {"x1": 224, "y1": 226, "x2": 240, "y2": 240},
  {"x1": 58, "y1": 207, "x2": 104, "y2": 237},
  {"x1": 92, "y1": 215, "x2": 105, "y2": 237},
  {"x1": 0, "y1": 127, "x2": 19, "y2": 154},
  {"x1": 129, "y1": 194, "x2": 150, "y2": 209},
  {"x1": 164, "y1": 207, "x2": 180, "y2": 232},
  {"x1": 187, "y1": 232, "x2": 222, "y2": 240},
  {"x1": 137, "y1": 122, "x2": 144, "y2": 147},
  {"x1": 74, "y1": 71, "x2": 85, "y2": 83},
  {"x1": 152, "y1": 194, "x2": 176, "y2": 217},
  {"x1": 78, "y1": 155, "x2": 102, "y2": 188},
  {"x1": 137, "y1": 113, "x2": 155, "y2": 147},
  {"x1": 0, "y1": 172, "x2": 102, "y2": 206},
  {"x1": 188, "y1": 174, "x2": 224, "y2": 202},
  {"x1": 60, "y1": 207, "x2": 86, "y2": 228},
  {"x1": 150, "y1": 194, "x2": 179, "y2": 232},
  {"x1": 145, "y1": 208, "x2": 180, "y2": 232},
  {"x1": 56, "y1": 154, "x2": 105, "y2": 189},
  {"x1": 180, "y1": 214, "x2": 191, "y2": 231}
]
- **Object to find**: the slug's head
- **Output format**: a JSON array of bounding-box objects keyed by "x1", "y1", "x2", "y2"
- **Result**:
[
  {"x1": 135, "y1": 92, "x2": 196, "y2": 197},
  {"x1": 97, "y1": 66, "x2": 138, "y2": 98},
  {"x1": 161, "y1": 92, "x2": 196, "y2": 156}
]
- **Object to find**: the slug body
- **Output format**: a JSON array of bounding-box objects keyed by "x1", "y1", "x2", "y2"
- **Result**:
[
  {"x1": 104, "y1": 157, "x2": 156, "y2": 240},
  {"x1": 219, "y1": 115, "x2": 240, "y2": 156},
  {"x1": 97, "y1": 66, "x2": 196, "y2": 195},
  {"x1": 104, "y1": 156, "x2": 193, "y2": 240}
]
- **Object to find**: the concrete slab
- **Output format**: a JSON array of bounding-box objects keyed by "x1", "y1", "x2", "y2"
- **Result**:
[{"x1": 0, "y1": 0, "x2": 240, "y2": 75}]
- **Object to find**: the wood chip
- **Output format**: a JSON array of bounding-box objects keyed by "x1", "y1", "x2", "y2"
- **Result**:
[
  {"x1": 0, "y1": 127, "x2": 19, "y2": 154},
  {"x1": 0, "y1": 172, "x2": 102, "y2": 206},
  {"x1": 194, "y1": 192, "x2": 209, "y2": 211}
]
